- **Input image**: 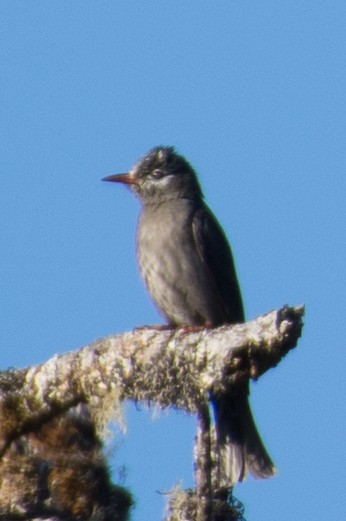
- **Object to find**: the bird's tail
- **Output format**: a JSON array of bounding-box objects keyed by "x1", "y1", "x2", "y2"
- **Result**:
[{"x1": 212, "y1": 385, "x2": 276, "y2": 486}]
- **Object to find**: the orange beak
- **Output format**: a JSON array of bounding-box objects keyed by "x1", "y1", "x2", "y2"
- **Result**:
[{"x1": 102, "y1": 173, "x2": 137, "y2": 185}]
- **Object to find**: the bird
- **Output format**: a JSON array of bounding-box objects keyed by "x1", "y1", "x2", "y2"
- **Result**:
[{"x1": 102, "y1": 145, "x2": 275, "y2": 486}]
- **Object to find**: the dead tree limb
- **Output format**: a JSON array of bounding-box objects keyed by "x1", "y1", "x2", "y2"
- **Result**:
[{"x1": 0, "y1": 305, "x2": 304, "y2": 521}]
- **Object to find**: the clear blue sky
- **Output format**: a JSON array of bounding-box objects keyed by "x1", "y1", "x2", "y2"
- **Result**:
[{"x1": 1, "y1": 2, "x2": 345, "y2": 520}]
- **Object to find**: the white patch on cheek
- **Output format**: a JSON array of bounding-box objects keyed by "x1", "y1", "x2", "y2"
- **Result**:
[
  {"x1": 158, "y1": 176, "x2": 173, "y2": 188},
  {"x1": 144, "y1": 175, "x2": 173, "y2": 192}
]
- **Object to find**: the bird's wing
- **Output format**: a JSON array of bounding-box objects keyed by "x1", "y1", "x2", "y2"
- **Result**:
[{"x1": 192, "y1": 205, "x2": 245, "y2": 324}]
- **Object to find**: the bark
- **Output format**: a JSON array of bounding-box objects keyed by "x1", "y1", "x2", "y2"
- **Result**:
[{"x1": 0, "y1": 305, "x2": 304, "y2": 520}]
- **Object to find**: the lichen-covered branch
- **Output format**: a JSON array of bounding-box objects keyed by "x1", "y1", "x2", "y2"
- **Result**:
[
  {"x1": 0, "y1": 305, "x2": 304, "y2": 447},
  {"x1": 0, "y1": 402, "x2": 133, "y2": 521},
  {"x1": 0, "y1": 305, "x2": 304, "y2": 521}
]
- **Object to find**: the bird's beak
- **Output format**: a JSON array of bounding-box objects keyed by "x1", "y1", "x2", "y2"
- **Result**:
[{"x1": 102, "y1": 173, "x2": 137, "y2": 186}]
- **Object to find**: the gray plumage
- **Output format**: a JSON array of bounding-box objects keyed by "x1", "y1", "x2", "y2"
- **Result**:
[{"x1": 103, "y1": 146, "x2": 275, "y2": 485}]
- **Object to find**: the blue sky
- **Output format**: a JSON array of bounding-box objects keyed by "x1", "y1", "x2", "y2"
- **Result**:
[{"x1": 1, "y1": 2, "x2": 345, "y2": 520}]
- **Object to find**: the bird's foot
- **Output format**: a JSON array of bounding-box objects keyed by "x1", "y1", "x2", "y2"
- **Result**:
[{"x1": 179, "y1": 323, "x2": 214, "y2": 333}]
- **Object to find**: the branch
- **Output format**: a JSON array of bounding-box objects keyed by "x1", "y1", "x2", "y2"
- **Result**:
[
  {"x1": 0, "y1": 305, "x2": 304, "y2": 443},
  {"x1": 0, "y1": 305, "x2": 304, "y2": 521}
]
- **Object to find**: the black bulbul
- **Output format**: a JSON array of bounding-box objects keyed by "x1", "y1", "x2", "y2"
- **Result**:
[{"x1": 103, "y1": 146, "x2": 275, "y2": 485}]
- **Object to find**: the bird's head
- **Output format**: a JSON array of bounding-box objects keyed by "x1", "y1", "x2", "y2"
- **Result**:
[{"x1": 102, "y1": 146, "x2": 203, "y2": 204}]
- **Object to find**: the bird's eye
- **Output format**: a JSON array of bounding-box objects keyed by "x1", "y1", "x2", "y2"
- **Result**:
[{"x1": 151, "y1": 169, "x2": 165, "y2": 180}]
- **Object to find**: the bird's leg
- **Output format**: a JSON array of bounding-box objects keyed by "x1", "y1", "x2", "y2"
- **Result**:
[{"x1": 180, "y1": 323, "x2": 214, "y2": 334}]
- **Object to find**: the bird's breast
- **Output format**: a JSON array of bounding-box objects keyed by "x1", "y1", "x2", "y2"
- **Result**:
[{"x1": 136, "y1": 201, "x2": 222, "y2": 326}]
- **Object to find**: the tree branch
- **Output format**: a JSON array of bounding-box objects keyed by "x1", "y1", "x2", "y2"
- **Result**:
[
  {"x1": 0, "y1": 304, "x2": 304, "y2": 521},
  {"x1": 0, "y1": 305, "x2": 303, "y2": 443}
]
